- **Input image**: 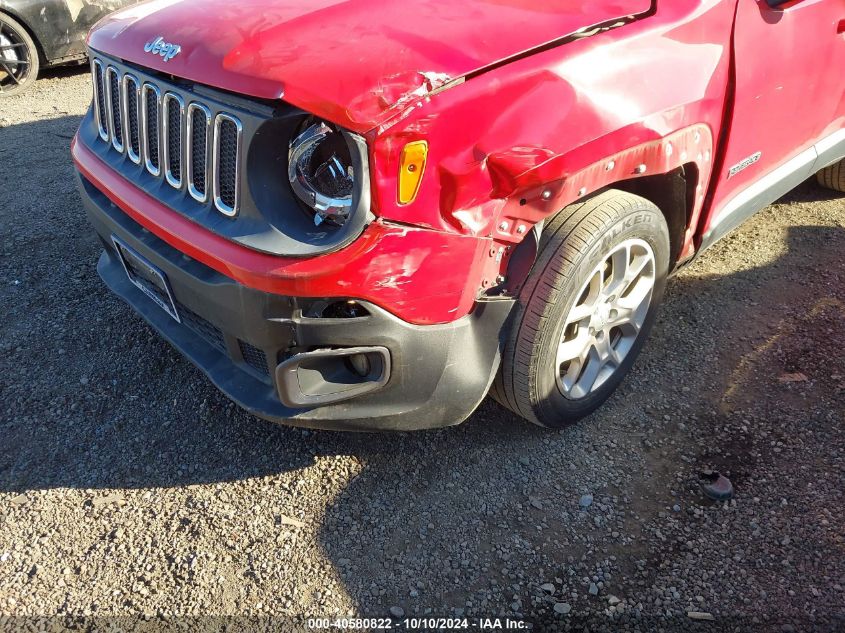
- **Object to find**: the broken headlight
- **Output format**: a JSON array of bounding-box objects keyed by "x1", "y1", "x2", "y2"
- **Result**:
[{"x1": 288, "y1": 121, "x2": 357, "y2": 227}]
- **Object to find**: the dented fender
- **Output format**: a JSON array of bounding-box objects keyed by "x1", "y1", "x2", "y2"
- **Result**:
[{"x1": 369, "y1": 0, "x2": 737, "y2": 290}]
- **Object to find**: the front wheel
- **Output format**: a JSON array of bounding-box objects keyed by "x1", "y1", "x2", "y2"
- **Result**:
[{"x1": 492, "y1": 190, "x2": 670, "y2": 429}]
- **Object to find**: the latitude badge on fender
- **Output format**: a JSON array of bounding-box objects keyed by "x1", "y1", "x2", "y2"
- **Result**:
[{"x1": 143, "y1": 36, "x2": 181, "y2": 62}]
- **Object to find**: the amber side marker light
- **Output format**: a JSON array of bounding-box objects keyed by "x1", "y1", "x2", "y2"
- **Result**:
[{"x1": 398, "y1": 140, "x2": 428, "y2": 204}]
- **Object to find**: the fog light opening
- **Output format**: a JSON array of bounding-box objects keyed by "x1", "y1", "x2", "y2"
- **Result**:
[
  {"x1": 321, "y1": 300, "x2": 370, "y2": 319},
  {"x1": 276, "y1": 346, "x2": 391, "y2": 408},
  {"x1": 346, "y1": 353, "x2": 371, "y2": 377}
]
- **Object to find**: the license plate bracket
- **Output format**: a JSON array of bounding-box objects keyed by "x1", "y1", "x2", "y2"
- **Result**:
[{"x1": 111, "y1": 236, "x2": 181, "y2": 323}]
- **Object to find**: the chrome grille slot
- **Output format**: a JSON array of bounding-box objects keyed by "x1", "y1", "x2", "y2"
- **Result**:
[
  {"x1": 91, "y1": 59, "x2": 108, "y2": 142},
  {"x1": 163, "y1": 92, "x2": 184, "y2": 189},
  {"x1": 89, "y1": 57, "x2": 244, "y2": 218},
  {"x1": 106, "y1": 66, "x2": 124, "y2": 152},
  {"x1": 213, "y1": 114, "x2": 242, "y2": 216},
  {"x1": 187, "y1": 103, "x2": 211, "y2": 202},
  {"x1": 122, "y1": 74, "x2": 141, "y2": 164},
  {"x1": 142, "y1": 83, "x2": 161, "y2": 176}
]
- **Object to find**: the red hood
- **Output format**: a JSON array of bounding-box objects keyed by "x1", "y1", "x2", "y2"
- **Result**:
[{"x1": 89, "y1": 0, "x2": 650, "y2": 133}]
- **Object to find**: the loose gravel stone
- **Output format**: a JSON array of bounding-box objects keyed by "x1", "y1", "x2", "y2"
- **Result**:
[
  {"x1": 553, "y1": 602, "x2": 572, "y2": 615},
  {"x1": 687, "y1": 611, "x2": 715, "y2": 621}
]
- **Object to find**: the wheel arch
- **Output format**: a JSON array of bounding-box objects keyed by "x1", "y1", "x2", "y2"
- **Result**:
[
  {"x1": 504, "y1": 158, "x2": 702, "y2": 293},
  {"x1": 611, "y1": 163, "x2": 699, "y2": 270}
]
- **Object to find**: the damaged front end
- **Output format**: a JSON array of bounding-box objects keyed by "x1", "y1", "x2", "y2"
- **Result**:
[{"x1": 72, "y1": 0, "x2": 700, "y2": 429}]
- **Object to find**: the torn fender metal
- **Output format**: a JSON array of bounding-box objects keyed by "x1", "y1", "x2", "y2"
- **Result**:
[
  {"x1": 492, "y1": 124, "x2": 715, "y2": 248},
  {"x1": 461, "y1": 125, "x2": 715, "y2": 291}
]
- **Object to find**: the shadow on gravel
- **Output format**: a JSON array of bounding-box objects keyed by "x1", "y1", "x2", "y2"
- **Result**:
[
  {"x1": 1, "y1": 114, "x2": 844, "y2": 624},
  {"x1": 311, "y1": 215, "x2": 845, "y2": 621}
]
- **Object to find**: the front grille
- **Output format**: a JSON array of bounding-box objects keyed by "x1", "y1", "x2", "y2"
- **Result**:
[
  {"x1": 142, "y1": 84, "x2": 161, "y2": 175},
  {"x1": 91, "y1": 59, "x2": 108, "y2": 141},
  {"x1": 164, "y1": 93, "x2": 183, "y2": 187},
  {"x1": 91, "y1": 58, "x2": 242, "y2": 216}
]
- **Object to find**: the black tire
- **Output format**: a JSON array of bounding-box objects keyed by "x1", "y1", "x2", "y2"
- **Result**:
[
  {"x1": 817, "y1": 159, "x2": 845, "y2": 193},
  {"x1": 491, "y1": 189, "x2": 670, "y2": 429},
  {"x1": 0, "y1": 13, "x2": 39, "y2": 97}
]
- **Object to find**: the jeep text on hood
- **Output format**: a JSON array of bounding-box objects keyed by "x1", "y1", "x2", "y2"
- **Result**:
[{"x1": 88, "y1": 0, "x2": 653, "y2": 132}]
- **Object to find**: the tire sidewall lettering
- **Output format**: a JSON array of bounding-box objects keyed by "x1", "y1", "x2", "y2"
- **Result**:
[{"x1": 597, "y1": 212, "x2": 654, "y2": 258}]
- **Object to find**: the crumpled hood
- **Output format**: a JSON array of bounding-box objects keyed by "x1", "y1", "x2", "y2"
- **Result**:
[{"x1": 89, "y1": 0, "x2": 650, "y2": 132}]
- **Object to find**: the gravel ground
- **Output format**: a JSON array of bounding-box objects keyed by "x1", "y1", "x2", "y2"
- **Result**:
[{"x1": 1, "y1": 68, "x2": 844, "y2": 632}]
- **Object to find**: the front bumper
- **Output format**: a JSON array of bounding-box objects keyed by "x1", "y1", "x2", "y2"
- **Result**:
[{"x1": 79, "y1": 173, "x2": 514, "y2": 431}]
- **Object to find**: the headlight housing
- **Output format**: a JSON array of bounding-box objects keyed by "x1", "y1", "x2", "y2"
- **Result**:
[{"x1": 289, "y1": 121, "x2": 357, "y2": 227}]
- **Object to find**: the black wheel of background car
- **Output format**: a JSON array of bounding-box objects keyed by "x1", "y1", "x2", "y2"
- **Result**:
[
  {"x1": 0, "y1": 13, "x2": 39, "y2": 97},
  {"x1": 491, "y1": 190, "x2": 670, "y2": 429},
  {"x1": 817, "y1": 158, "x2": 845, "y2": 193}
]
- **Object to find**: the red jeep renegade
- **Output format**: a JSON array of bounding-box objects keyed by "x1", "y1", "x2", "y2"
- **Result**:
[{"x1": 73, "y1": 0, "x2": 845, "y2": 431}]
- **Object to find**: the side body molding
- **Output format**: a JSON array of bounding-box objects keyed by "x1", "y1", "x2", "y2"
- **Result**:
[{"x1": 699, "y1": 128, "x2": 845, "y2": 253}]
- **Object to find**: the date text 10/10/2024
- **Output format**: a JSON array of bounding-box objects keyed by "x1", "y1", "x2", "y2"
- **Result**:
[{"x1": 307, "y1": 617, "x2": 528, "y2": 630}]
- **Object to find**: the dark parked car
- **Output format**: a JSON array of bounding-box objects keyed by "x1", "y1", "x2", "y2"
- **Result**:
[{"x1": 0, "y1": 0, "x2": 137, "y2": 96}]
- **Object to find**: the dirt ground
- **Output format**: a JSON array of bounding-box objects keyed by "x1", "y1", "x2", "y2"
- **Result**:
[{"x1": 1, "y1": 66, "x2": 844, "y2": 632}]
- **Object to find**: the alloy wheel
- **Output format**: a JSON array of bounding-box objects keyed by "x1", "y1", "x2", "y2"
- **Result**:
[{"x1": 556, "y1": 238, "x2": 657, "y2": 400}]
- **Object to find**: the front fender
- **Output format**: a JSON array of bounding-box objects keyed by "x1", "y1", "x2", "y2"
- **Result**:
[{"x1": 368, "y1": 0, "x2": 736, "y2": 270}]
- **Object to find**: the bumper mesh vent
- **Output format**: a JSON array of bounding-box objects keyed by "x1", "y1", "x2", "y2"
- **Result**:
[
  {"x1": 177, "y1": 302, "x2": 226, "y2": 354},
  {"x1": 238, "y1": 340, "x2": 269, "y2": 376}
]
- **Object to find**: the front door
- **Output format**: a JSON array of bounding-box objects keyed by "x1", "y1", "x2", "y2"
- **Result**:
[{"x1": 704, "y1": 0, "x2": 845, "y2": 244}]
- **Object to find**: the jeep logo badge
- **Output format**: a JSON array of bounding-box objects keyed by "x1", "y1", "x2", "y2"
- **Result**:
[{"x1": 143, "y1": 36, "x2": 181, "y2": 62}]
